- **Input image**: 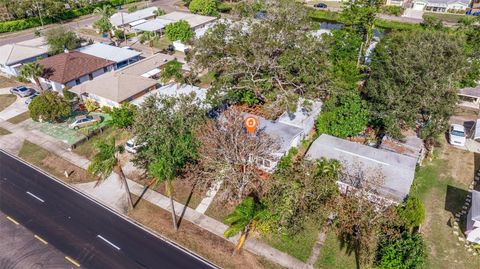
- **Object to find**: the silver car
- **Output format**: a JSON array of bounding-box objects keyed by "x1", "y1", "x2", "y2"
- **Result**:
[
  {"x1": 25, "y1": 92, "x2": 40, "y2": 105},
  {"x1": 10, "y1": 86, "x2": 34, "y2": 97},
  {"x1": 68, "y1": 115, "x2": 101, "y2": 129}
]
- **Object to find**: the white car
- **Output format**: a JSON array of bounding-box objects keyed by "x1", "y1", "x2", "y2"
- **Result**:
[
  {"x1": 449, "y1": 124, "x2": 466, "y2": 147},
  {"x1": 125, "y1": 138, "x2": 146, "y2": 154}
]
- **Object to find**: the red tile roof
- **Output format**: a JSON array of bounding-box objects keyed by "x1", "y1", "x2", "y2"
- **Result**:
[{"x1": 37, "y1": 51, "x2": 114, "y2": 84}]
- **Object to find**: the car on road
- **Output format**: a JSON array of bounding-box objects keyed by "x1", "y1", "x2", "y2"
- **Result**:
[
  {"x1": 449, "y1": 124, "x2": 466, "y2": 147},
  {"x1": 314, "y1": 3, "x2": 328, "y2": 8},
  {"x1": 10, "y1": 86, "x2": 34, "y2": 97},
  {"x1": 68, "y1": 115, "x2": 101, "y2": 129},
  {"x1": 125, "y1": 138, "x2": 146, "y2": 154},
  {"x1": 24, "y1": 92, "x2": 40, "y2": 105}
]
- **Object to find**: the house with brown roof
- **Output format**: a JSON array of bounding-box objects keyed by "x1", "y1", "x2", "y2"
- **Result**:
[
  {"x1": 36, "y1": 51, "x2": 115, "y2": 92},
  {"x1": 70, "y1": 53, "x2": 175, "y2": 107}
]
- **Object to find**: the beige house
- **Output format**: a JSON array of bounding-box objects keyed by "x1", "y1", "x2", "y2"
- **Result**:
[{"x1": 458, "y1": 86, "x2": 480, "y2": 110}]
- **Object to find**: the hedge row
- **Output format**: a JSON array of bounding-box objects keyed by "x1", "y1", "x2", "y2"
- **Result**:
[{"x1": 0, "y1": 0, "x2": 140, "y2": 33}]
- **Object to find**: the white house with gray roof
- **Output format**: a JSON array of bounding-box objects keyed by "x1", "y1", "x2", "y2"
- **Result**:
[
  {"x1": 77, "y1": 43, "x2": 141, "y2": 70},
  {"x1": 306, "y1": 134, "x2": 418, "y2": 203},
  {"x1": 466, "y1": 190, "x2": 480, "y2": 244},
  {"x1": 0, "y1": 43, "x2": 48, "y2": 76},
  {"x1": 412, "y1": 0, "x2": 471, "y2": 12}
]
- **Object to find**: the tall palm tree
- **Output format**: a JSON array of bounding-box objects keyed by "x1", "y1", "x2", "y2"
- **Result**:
[
  {"x1": 19, "y1": 62, "x2": 44, "y2": 92},
  {"x1": 93, "y1": 5, "x2": 114, "y2": 39},
  {"x1": 224, "y1": 196, "x2": 267, "y2": 255},
  {"x1": 139, "y1": 31, "x2": 159, "y2": 55},
  {"x1": 88, "y1": 138, "x2": 134, "y2": 209}
]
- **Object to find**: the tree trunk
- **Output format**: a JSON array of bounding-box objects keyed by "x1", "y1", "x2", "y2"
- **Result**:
[
  {"x1": 166, "y1": 180, "x2": 178, "y2": 231},
  {"x1": 116, "y1": 162, "x2": 134, "y2": 210},
  {"x1": 233, "y1": 231, "x2": 247, "y2": 256},
  {"x1": 354, "y1": 239, "x2": 361, "y2": 269},
  {"x1": 34, "y1": 77, "x2": 44, "y2": 92}
]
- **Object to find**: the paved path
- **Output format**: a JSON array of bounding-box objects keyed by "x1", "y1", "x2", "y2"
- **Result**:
[
  {"x1": 0, "y1": 88, "x2": 28, "y2": 121},
  {"x1": 0, "y1": 118, "x2": 307, "y2": 269}
]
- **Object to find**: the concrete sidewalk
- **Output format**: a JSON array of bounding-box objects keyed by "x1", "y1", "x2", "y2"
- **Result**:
[{"x1": 0, "y1": 119, "x2": 308, "y2": 269}]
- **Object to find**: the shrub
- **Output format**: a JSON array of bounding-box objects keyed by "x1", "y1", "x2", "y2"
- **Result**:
[
  {"x1": 218, "y1": 2, "x2": 233, "y2": 13},
  {"x1": 160, "y1": 60, "x2": 183, "y2": 83},
  {"x1": 85, "y1": 99, "x2": 98, "y2": 112},
  {"x1": 29, "y1": 91, "x2": 72, "y2": 122},
  {"x1": 381, "y1": 6, "x2": 404, "y2": 16},
  {"x1": 377, "y1": 232, "x2": 426, "y2": 269},
  {"x1": 62, "y1": 88, "x2": 76, "y2": 101},
  {"x1": 108, "y1": 103, "x2": 136, "y2": 129},
  {"x1": 164, "y1": 20, "x2": 194, "y2": 42},
  {"x1": 189, "y1": 0, "x2": 219, "y2": 16},
  {"x1": 396, "y1": 196, "x2": 426, "y2": 229},
  {"x1": 101, "y1": 106, "x2": 112, "y2": 114}
]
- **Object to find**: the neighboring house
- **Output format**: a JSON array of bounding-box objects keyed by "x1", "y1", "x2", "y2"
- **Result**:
[
  {"x1": 70, "y1": 53, "x2": 175, "y2": 107},
  {"x1": 131, "y1": 18, "x2": 174, "y2": 34},
  {"x1": 0, "y1": 44, "x2": 48, "y2": 76},
  {"x1": 77, "y1": 43, "x2": 141, "y2": 70},
  {"x1": 386, "y1": 0, "x2": 406, "y2": 6},
  {"x1": 110, "y1": 7, "x2": 157, "y2": 29},
  {"x1": 412, "y1": 0, "x2": 471, "y2": 11},
  {"x1": 36, "y1": 51, "x2": 115, "y2": 92},
  {"x1": 306, "y1": 134, "x2": 418, "y2": 203},
  {"x1": 466, "y1": 190, "x2": 480, "y2": 244},
  {"x1": 458, "y1": 86, "x2": 480, "y2": 110},
  {"x1": 156, "y1": 12, "x2": 217, "y2": 31},
  {"x1": 379, "y1": 131, "x2": 425, "y2": 164},
  {"x1": 130, "y1": 82, "x2": 208, "y2": 107},
  {"x1": 17, "y1": 37, "x2": 48, "y2": 49}
]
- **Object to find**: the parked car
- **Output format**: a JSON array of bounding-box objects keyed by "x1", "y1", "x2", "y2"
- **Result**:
[
  {"x1": 24, "y1": 92, "x2": 40, "y2": 105},
  {"x1": 449, "y1": 124, "x2": 466, "y2": 147},
  {"x1": 69, "y1": 115, "x2": 101, "y2": 129},
  {"x1": 125, "y1": 138, "x2": 146, "y2": 154},
  {"x1": 10, "y1": 86, "x2": 34, "y2": 97},
  {"x1": 314, "y1": 3, "x2": 327, "y2": 8}
]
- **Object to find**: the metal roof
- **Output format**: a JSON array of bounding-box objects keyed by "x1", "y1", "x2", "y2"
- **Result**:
[
  {"x1": 132, "y1": 18, "x2": 173, "y2": 32},
  {"x1": 306, "y1": 134, "x2": 417, "y2": 202},
  {"x1": 76, "y1": 43, "x2": 141, "y2": 64},
  {"x1": 110, "y1": 7, "x2": 157, "y2": 26},
  {"x1": 0, "y1": 43, "x2": 47, "y2": 65}
]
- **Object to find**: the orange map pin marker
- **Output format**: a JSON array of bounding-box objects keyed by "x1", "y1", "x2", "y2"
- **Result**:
[{"x1": 244, "y1": 116, "x2": 258, "y2": 134}]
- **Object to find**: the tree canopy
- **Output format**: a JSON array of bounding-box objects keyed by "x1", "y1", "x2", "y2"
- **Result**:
[
  {"x1": 45, "y1": 27, "x2": 81, "y2": 55},
  {"x1": 189, "y1": 0, "x2": 218, "y2": 16},
  {"x1": 108, "y1": 103, "x2": 137, "y2": 129},
  {"x1": 160, "y1": 60, "x2": 183, "y2": 83},
  {"x1": 164, "y1": 20, "x2": 194, "y2": 42},
  {"x1": 396, "y1": 196, "x2": 426, "y2": 230},
  {"x1": 364, "y1": 30, "x2": 468, "y2": 139},
  {"x1": 377, "y1": 232, "x2": 426, "y2": 269},
  {"x1": 193, "y1": 0, "x2": 331, "y2": 117},
  {"x1": 29, "y1": 91, "x2": 71, "y2": 122}
]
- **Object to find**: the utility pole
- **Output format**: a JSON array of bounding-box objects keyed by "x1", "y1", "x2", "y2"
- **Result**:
[{"x1": 34, "y1": 0, "x2": 44, "y2": 28}]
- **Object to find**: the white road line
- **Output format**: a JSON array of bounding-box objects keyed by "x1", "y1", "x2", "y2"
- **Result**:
[
  {"x1": 26, "y1": 191, "x2": 45, "y2": 203},
  {"x1": 96, "y1": 235, "x2": 121, "y2": 251}
]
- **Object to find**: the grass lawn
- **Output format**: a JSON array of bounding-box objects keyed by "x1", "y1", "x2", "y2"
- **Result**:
[
  {"x1": 7, "y1": 111, "x2": 30, "y2": 124},
  {"x1": 0, "y1": 76, "x2": 21, "y2": 88},
  {"x1": 73, "y1": 127, "x2": 132, "y2": 160},
  {"x1": 153, "y1": 180, "x2": 205, "y2": 209},
  {"x1": 0, "y1": 127, "x2": 11, "y2": 135},
  {"x1": 315, "y1": 230, "x2": 356, "y2": 269},
  {"x1": 152, "y1": 36, "x2": 172, "y2": 50},
  {"x1": 18, "y1": 140, "x2": 96, "y2": 184},
  {"x1": 0, "y1": 94, "x2": 16, "y2": 112},
  {"x1": 129, "y1": 195, "x2": 283, "y2": 269},
  {"x1": 424, "y1": 12, "x2": 465, "y2": 23},
  {"x1": 309, "y1": 1, "x2": 344, "y2": 8},
  {"x1": 261, "y1": 222, "x2": 319, "y2": 262},
  {"x1": 409, "y1": 141, "x2": 480, "y2": 269}
]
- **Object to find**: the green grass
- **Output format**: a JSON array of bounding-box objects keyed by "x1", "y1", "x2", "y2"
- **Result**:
[
  {"x1": 424, "y1": 12, "x2": 465, "y2": 23},
  {"x1": 152, "y1": 36, "x2": 172, "y2": 50},
  {"x1": 315, "y1": 230, "x2": 356, "y2": 269},
  {"x1": 73, "y1": 126, "x2": 132, "y2": 160},
  {"x1": 19, "y1": 140, "x2": 49, "y2": 164},
  {"x1": 262, "y1": 222, "x2": 319, "y2": 262},
  {"x1": 7, "y1": 111, "x2": 30, "y2": 124},
  {"x1": 0, "y1": 127, "x2": 11, "y2": 135},
  {"x1": 0, "y1": 94, "x2": 16, "y2": 112}
]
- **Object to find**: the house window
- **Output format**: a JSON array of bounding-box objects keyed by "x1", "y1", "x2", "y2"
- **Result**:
[
  {"x1": 89, "y1": 74, "x2": 93, "y2": 80},
  {"x1": 103, "y1": 67, "x2": 108, "y2": 73},
  {"x1": 75, "y1": 79, "x2": 81, "y2": 85}
]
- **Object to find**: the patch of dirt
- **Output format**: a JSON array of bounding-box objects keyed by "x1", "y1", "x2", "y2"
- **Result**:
[
  {"x1": 440, "y1": 144, "x2": 475, "y2": 186},
  {"x1": 0, "y1": 75, "x2": 21, "y2": 88},
  {"x1": 129, "y1": 196, "x2": 284, "y2": 269},
  {"x1": 41, "y1": 154, "x2": 97, "y2": 184}
]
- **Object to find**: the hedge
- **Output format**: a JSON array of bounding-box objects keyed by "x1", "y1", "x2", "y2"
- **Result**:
[{"x1": 0, "y1": 0, "x2": 141, "y2": 34}]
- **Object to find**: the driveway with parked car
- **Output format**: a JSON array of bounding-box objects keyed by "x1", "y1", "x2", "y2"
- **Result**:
[{"x1": 0, "y1": 87, "x2": 28, "y2": 121}]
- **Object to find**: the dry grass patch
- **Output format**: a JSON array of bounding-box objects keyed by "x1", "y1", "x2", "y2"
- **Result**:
[
  {"x1": 7, "y1": 111, "x2": 30, "y2": 124},
  {"x1": 0, "y1": 76, "x2": 21, "y2": 88},
  {"x1": 129, "y1": 195, "x2": 284, "y2": 269},
  {"x1": 19, "y1": 140, "x2": 97, "y2": 184},
  {"x1": 0, "y1": 127, "x2": 11, "y2": 135},
  {"x1": 0, "y1": 94, "x2": 16, "y2": 112}
]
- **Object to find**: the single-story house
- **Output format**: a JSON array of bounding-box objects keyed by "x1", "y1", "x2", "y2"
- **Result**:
[
  {"x1": 76, "y1": 43, "x2": 141, "y2": 69},
  {"x1": 412, "y1": 0, "x2": 471, "y2": 12},
  {"x1": 36, "y1": 51, "x2": 115, "y2": 92},
  {"x1": 379, "y1": 129, "x2": 425, "y2": 164},
  {"x1": 0, "y1": 43, "x2": 48, "y2": 76},
  {"x1": 110, "y1": 7, "x2": 157, "y2": 28},
  {"x1": 458, "y1": 85, "x2": 480, "y2": 110},
  {"x1": 156, "y1": 12, "x2": 217, "y2": 31},
  {"x1": 131, "y1": 18, "x2": 174, "y2": 33},
  {"x1": 385, "y1": 0, "x2": 405, "y2": 6},
  {"x1": 277, "y1": 100, "x2": 323, "y2": 136},
  {"x1": 70, "y1": 53, "x2": 175, "y2": 107},
  {"x1": 130, "y1": 82, "x2": 208, "y2": 107},
  {"x1": 466, "y1": 190, "x2": 480, "y2": 244},
  {"x1": 306, "y1": 134, "x2": 418, "y2": 203}
]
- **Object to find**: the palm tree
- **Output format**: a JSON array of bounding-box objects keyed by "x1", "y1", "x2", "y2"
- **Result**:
[
  {"x1": 93, "y1": 5, "x2": 114, "y2": 39},
  {"x1": 153, "y1": 8, "x2": 166, "y2": 18},
  {"x1": 19, "y1": 62, "x2": 44, "y2": 92},
  {"x1": 224, "y1": 196, "x2": 267, "y2": 255},
  {"x1": 139, "y1": 31, "x2": 159, "y2": 55},
  {"x1": 88, "y1": 138, "x2": 134, "y2": 209}
]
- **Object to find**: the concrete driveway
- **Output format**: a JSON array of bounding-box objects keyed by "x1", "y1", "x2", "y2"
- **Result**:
[{"x1": 0, "y1": 88, "x2": 28, "y2": 121}]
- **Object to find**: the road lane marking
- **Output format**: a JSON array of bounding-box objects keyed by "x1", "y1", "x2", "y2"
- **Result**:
[
  {"x1": 6, "y1": 216, "x2": 19, "y2": 225},
  {"x1": 34, "y1": 234, "x2": 48, "y2": 244},
  {"x1": 26, "y1": 191, "x2": 45, "y2": 203},
  {"x1": 97, "y1": 235, "x2": 121, "y2": 250},
  {"x1": 65, "y1": 256, "x2": 81, "y2": 267}
]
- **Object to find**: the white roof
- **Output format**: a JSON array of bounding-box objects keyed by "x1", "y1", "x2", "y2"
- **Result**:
[
  {"x1": 129, "y1": 19, "x2": 148, "y2": 27},
  {"x1": 157, "y1": 11, "x2": 216, "y2": 29},
  {"x1": 17, "y1": 37, "x2": 47, "y2": 49},
  {"x1": 77, "y1": 43, "x2": 141, "y2": 63},
  {"x1": 132, "y1": 18, "x2": 173, "y2": 32},
  {"x1": 277, "y1": 100, "x2": 322, "y2": 130},
  {"x1": 0, "y1": 43, "x2": 47, "y2": 66},
  {"x1": 131, "y1": 83, "x2": 207, "y2": 107},
  {"x1": 110, "y1": 7, "x2": 157, "y2": 26}
]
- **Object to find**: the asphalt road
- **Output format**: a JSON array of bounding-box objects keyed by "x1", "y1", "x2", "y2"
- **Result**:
[{"x1": 0, "y1": 150, "x2": 217, "y2": 269}]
